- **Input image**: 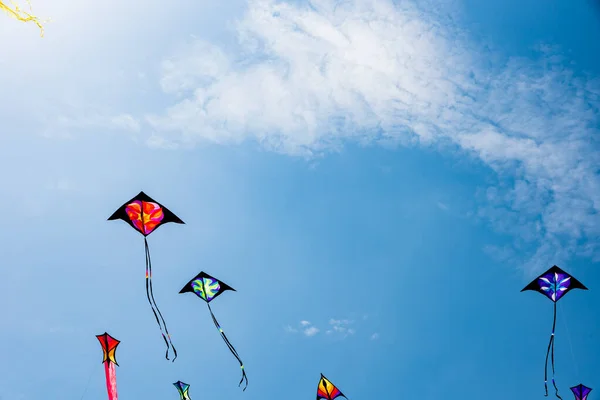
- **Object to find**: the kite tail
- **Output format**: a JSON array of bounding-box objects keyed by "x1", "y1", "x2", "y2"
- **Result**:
[
  {"x1": 206, "y1": 302, "x2": 248, "y2": 391},
  {"x1": 543, "y1": 302, "x2": 561, "y2": 399},
  {"x1": 550, "y1": 302, "x2": 562, "y2": 400},
  {"x1": 144, "y1": 237, "x2": 178, "y2": 362},
  {"x1": 104, "y1": 362, "x2": 118, "y2": 400}
]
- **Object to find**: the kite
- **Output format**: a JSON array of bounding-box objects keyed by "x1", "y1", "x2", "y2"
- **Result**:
[
  {"x1": 521, "y1": 265, "x2": 588, "y2": 400},
  {"x1": 179, "y1": 271, "x2": 248, "y2": 391},
  {"x1": 570, "y1": 384, "x2": 592, "y2": 400},
  {"x1": 173, "y1": 381, "x2": 192, "y2": 400},
  {"x1": 96, "y1": 332, "x2": 120, "y2": 400},
  {"x1": 108, "y1": 191, "x2": 184, "y2": 361},
  {"x1": 0, "y1": 0, "x2": 46, "y2": 36},
  {"x1": 317, "y1": 374, "x2": 347, "y2": 400}
]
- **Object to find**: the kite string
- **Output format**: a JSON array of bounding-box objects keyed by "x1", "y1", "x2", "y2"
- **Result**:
[
  {"x1": 558, "y1": 301, "x2": 579, "y2": 377},
  {"x1": 78, "y1": 362, "x2": 100, "y2": 400},
  {"x1": 144, "y1": 237, "x2": 177, "y2": 361}
]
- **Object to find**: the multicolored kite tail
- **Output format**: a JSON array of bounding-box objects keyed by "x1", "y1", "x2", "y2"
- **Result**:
[{"x1": 0, "y1": 0, "x2": 47, "y2": 36}]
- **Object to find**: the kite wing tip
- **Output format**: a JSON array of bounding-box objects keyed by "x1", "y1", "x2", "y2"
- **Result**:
[
  {"x1": 178, "y1": 286, "x2": 189, "y2": 294},
  {"x1": 107, "y1": 212, "x2": 120, "y2": 221}
]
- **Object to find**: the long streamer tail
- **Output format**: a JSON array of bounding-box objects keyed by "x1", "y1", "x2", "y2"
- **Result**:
[
  {"x1": 206, "y1": 302, "x2": 248, "y2": 391},
  {"x1": 551, "y1": 302, "x2": 561, "y2": 400},
  {"x1": 544, "y1": 302, "x2": 561, "y2": 399},
  {"x1": 104, "y1": 362, "x2": 118, "y2": 400},
  {"x1": 144, "y1": 237, "x2": 177, "y2": 361}
]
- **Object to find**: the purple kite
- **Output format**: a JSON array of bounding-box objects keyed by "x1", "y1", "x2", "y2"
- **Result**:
[
  {"x1": 521, "y1": 265, "x2": 588, "y2": 399},
  {"x1": 570, "y1": 384, "x2": 592, "y2": 400}
]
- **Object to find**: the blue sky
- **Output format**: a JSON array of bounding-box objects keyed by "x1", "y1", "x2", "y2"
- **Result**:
[{"x1": 1, "y1": 0, "x2": 599, "y2": 399}]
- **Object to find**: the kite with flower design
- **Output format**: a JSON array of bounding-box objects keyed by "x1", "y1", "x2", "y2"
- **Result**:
[
  {"x1": 521, "y1": 265, "x2": 588, "y2": 399},
  {"x1": 179, "y1": 271, "x2": 248, "y2": 391},
  {"x1": 570, "y1": 384, "x2": 592, "y2": 400},
  {"x1": 317, "y1": 374, "x2": 347, "y2": 400},
  {"x1": 108, "y1": 191, "x2": 184, "y2": 361}
]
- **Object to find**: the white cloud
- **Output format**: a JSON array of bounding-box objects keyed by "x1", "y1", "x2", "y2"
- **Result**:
[
  {"x1": 110, "y1": 114, "x2": 141, "y2": 132},
  {"x1": 145, "y1": 0, "x2": 600, "y2": 272},
  {"x1": 303, "y1": 326, "x2": 320, "y2": 336},
  {"x1": 285, "y1": 320, "x2": 320, "y2": 336},
  {"x1": 370, "y1": 333, "x2": 379, "y2": 340},
  {"x1": 43, "y1": 112, "x2": 141, "y2": 138},
  {"x1": 326, "y1": 318, "x2": 355, "y2": 338},
  {"x1": 329, "y1": 319, "x2": 351, "y2": 325}
]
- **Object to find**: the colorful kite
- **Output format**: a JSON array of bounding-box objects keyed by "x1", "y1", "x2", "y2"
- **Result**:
[
  {"x1": 179, "y1": 271, "x2": 248, "y2": 390},
  {"x1": 570, "y1": 384, "x2": 592, "y2": 400},
  {"x1": 173, "y1": 381, "x2": 192, "y2": 400},
  {"x1": 96, "y1": 332, "x2": 120, "y2": 400},
  {"x1": 521, "y1": 265, "x2": 588, "y2": 399},
  {"x1": 317, "y1": 374, "x2": 347, "y2": 400},
  {"x1": 0, "y1": 0, "x2": 46, "y2": 36},
  {"x1": 108, "y1": 191, "x2": 184, "y2": 361}
]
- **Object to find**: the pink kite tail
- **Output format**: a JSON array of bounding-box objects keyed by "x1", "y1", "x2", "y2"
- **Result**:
[{"x1": 104, "y1": 362, "x2": 118, "y2": 400}]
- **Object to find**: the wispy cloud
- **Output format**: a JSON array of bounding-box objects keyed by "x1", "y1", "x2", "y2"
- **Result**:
[
  {"x1": 370, "y1": 333, "x2": 379, "y2": 340},
  {"x1": 325, "y1": 318, "x2": 355, "y2": 338},
  {"x1": 304, "y1": 326, "x2": 320, "y2": 337},
  {"x1": 286, "y1": 317, "x2": 372, "y2": 339},
  {"x1": 285, "y1": 320, "x2": 320, "y2": 336},
  {"x1": 140, "y1": 0, "x2": 600, "y2": 272},
  {"x1": 43, "y1": 111, "x2": 141, "y2": 138}
]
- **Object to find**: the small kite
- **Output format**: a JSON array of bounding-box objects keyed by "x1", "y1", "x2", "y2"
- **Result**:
[
  {"x1": 173, "y1": 381, "x2": 192, "y2": 400},
  {"x1": 179, "y1": 271, "x2": 248, "y2": 390},
  {"x1": 96, "y1": 332, "x2": 120, "y2": 400},
  {"x1": 317, "y1": 374, "x2": 347, "y2": 400},
  {"x1": 570, "y1": 384, "x2": 592, "y2": 400},
  {"x1": 108, "y1": 191, "x2": 184, "y2": 361},
  {"x1": 521, "y1": 265, "x2": 588, "y2": 399},
  {"x1": 0, "y1": 0, "x2": 46, "y2": 36}
]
